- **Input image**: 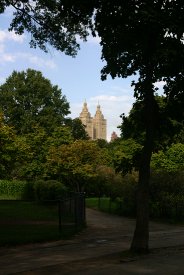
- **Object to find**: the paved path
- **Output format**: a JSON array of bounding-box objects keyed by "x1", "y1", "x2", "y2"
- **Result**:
[{"x1": 1, "y1": 208, "x2": 184, "y2": 275}]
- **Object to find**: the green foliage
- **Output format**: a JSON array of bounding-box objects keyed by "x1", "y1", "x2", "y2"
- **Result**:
[
  {"x1": 112, "y1": 139, "x2": 143, "y2": 174},
  {"x1": 66, "y1": 118, "x2": 89, "y2": 140},
  {"x1": 119, "y1": 96, "x2": 184, "y2": 150},
  {"x1": 86, "y1": 197, "x2": 118, "y2": 214},
  {"x1": 0, "y1": 69, "x2": 77, "y2": 180},
  {"x1": 87, "y1": 172, "x2": 138, "y2": 216},
  {"x1": 0, "y1": 180, "x2": 31, "y2": 199},
  {"x1": 5, "y1": 1, "x2": 93, "y2": 55},
  {"x1": 149, "y1": 171, "x2": 184, "y2": 220},
  {"x1": 12, "y1": 124, "x2": 74, "y2": 180},
  {"x1": 0, "y1": 113, "x2": 19, "y2": 179},
  {"x1": 117, "y1": 173, "x2": 138, "y2": 216},
  {"x1": 151, "y1": 143, "x2": 184, "y2": 172},
  {"x1": 34, "y1": 180, "x2": 67, "y2": 201},
  {"x1": 45, "y1": 140, "x2": 112, "y2": 191},
  {"x1": 46, "y1": 126, "x2": 73, "y2": 147},
  {"x1": 86, "y1": 166, "x2": 120, "y2": 198},
  {"x1": 0, "y1": 69, "x2": 70, "y2": 135},
  {"x1": 0, "y1": 179, "x2": 68, "y2": 201}
]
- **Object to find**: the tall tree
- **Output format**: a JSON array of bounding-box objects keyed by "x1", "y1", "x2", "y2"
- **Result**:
[
  {"x1": 2, "y1": 1, "x2": 184, "y2": 252},
  {"x1": 95, "y1": 1, "x2": 184, "y2": 252},
  {"x1": 0, "y1": 69, "x2": 70, "y2": 134},
  {"x1": 119, "y1": 96, "x2": 184, "y2": 150}
]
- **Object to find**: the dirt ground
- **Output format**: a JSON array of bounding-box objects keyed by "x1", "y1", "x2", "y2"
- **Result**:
[{"x1": 1, "y1": 208, "x2": 184, "y2": 275}]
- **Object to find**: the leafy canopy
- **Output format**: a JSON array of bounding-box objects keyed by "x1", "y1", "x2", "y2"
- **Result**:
[
  {"x1": 45, "y1": 140, "x2": 111, "y2": 191},
  {"x1": 0, "y1": 69, "x2": 70, "y2": 134}
]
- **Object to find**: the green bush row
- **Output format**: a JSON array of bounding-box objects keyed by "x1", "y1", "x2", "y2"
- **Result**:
[
  {"x1": 0, "y1": 180, "x2": 28, "y2": 199},
  {"x1": 0, "y1": 179, "x2": 68, "y2": 200},
  {"x1": 86, "y1": 170, "x2": 184, "y2": 221},
  {"x1": 33, "y1": 180, "x2": 67, "y2": 200}
]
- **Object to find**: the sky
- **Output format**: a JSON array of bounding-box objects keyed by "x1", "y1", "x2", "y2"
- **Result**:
[{"x1": 0, "y1": 7, "x2": 137, "y2": 141}]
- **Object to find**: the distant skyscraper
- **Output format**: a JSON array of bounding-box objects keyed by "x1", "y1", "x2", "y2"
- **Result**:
[{"x1": 79, "y1": 102, "x2": 107, "y2": 140}]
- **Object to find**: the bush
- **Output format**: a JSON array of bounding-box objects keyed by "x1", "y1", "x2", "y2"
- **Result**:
[
  {"x1": 149, "y1": 170, "x2": 184, "y2": 220},
  {"x1": 0, "y1": 180, "x2": 33, "y2": 199},
  {"x1": 34, "y1": 180, "x2": 67, "y2": 201},
  {"x1": 117, "y1": 173, "x2": 138, "y2": 216}
]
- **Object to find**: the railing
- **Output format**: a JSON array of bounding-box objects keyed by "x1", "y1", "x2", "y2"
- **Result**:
[
  {"x1": 0, "y1": 193, "x2": 86, "y2": 237},
  {"x1": 58, "y1": 192, "x2": 86, "y2": 232}
]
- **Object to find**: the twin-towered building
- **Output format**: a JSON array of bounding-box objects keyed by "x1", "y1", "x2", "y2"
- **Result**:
[{"x1": 79, "y1": 102, "x2": 107, "y2": 140}]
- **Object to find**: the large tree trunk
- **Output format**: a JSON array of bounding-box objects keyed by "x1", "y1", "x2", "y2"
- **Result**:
[
  {"x1": 130, "y1": 131, "x2": 152, "y2": 253},
  {"x1": 130, "y1": 67, "x2": 157, "y2": 253}
]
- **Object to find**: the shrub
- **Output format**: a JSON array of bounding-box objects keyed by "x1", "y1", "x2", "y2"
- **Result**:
[
  {"x1": 0, "y1": 180, "x2": 33, "y2": 199},
  {"x1": 117, "y1": 173, "x2": 137, "y2": 216},
  {"x1": 149, "y1": 170, "x2": 184, "y2": 220},
  {"x1": 34, "y1": 180, "x2": 67, "y2": 201}
]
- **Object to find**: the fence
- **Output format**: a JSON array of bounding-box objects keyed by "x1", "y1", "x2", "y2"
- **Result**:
[
  {"x1": 58, "y1": 192, "x2": 86, "y2": 232},
  {"x1": 0, "y1": 193, "x2": 86, "y2": 245}
]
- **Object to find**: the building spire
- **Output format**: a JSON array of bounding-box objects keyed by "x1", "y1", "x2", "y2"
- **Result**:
[{"x1": 79, "y1": 101, "x2": 107, "y2": 140}]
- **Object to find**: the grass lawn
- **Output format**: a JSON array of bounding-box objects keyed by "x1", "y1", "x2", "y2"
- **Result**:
[
  {"x1": 86, "y1": 197, "x2": 119, "y2": 214},
  {"x1": 0, "y1": 200, "x2": 79, "y2": 246}
]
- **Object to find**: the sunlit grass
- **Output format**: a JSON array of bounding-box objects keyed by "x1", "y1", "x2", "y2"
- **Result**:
[{"x1": 86, "y1": 197, "x2": 119, "y2": 214}]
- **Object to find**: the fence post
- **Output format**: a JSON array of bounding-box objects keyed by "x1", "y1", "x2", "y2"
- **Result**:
[
  {"x1": 74, "y1": 192, "x2": 86, "y2": 228},
  {"x1": 74, "y1": 193, "x2": 79, "y2": 228},
  {"x1": 58, "y1": 200, "x2": 62, "y2": 234},
  {"x1": 82, "y1": 193, "x2": 86, "y2": 224}
]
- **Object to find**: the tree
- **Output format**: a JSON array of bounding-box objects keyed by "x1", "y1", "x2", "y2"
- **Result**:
[
  {"x1": 93, "y1": 2, "x2": 184, "y2": 252},
  {"x1": 112, "y1": 139, "x2": 143, "y2": 175},
  {"x1": 12, "y1": 125, "x2": 74, "y2": 180},
  {"x1": 66, "y1": 118, "x2": 89, "y2": 140},
  {"x1": 0, "y1": 69, "x2": 70, "y2": 134},
  {"x1": 151, "y1": 143, "x2": 184, "y2": 172},
  {"x1": 45, "y1": 140, "x2": 111, "y2": 191},
  {"x1": 0, "y1": 113, "x2": 19, "y2": 178},
  {"x1": 119, "y1": 95, "x2": 184, "y2": 150},
  {"x1": 2, "y1": 0, "x2": 184, "y2": 253},
  {"x1": 1, "y1": 1, "x2": 94, "y2": 55}
]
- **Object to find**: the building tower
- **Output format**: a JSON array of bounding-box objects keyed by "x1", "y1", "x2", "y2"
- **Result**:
[
  {"x1": 93, "y1": 104, "x2": 107, "y2": 140},
  {"x1": 79, "y1": 101, "x2": 93, "y2": 138},
  {"x1": 79, "y1": 102, "x2": 107, "y2": 140}
]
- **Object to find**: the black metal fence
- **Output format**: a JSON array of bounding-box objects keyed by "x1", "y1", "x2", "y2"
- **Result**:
[
  {"x1": 0, "y1": 192, "x2": 86, "y2": 235},
  {"x1": 57, "y1": 192, "x2": 86, "y2": 232}
]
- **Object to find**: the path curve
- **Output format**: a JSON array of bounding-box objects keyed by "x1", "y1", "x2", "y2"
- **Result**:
[{"x1": 0, "y1": 208, "x2": 184, "y2": 275}]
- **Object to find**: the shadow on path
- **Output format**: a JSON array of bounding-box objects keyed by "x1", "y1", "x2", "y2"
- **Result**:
[{"x1": 1, "y1": 208, "x2": 184, "y2": 275}]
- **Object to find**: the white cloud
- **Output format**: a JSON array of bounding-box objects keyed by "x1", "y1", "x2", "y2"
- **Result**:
[
  {"x1": 0, "y1": 29, "x2": 56, "y2": 69},
  {"x1": 0, "y1": 29, "x2": 25, "y2": 43},
  {"x1": 0, "y1": 44, "x2": 4, "y2": 53},
  {"x1": 0, "y1": 29, "x2": 25, "y2": 64},
  {"x1": 18, "y1": 53, "x2": 57, "y2": 69},
  {"x1": 2, "y1": 53, "x2": 15, "y2": 62},
  {"x1": 0, "y1": 47, "x2": 57, "y2": 69},
  {"x1": 90, "y1": 94, "x2": 132, "y2": 103}
]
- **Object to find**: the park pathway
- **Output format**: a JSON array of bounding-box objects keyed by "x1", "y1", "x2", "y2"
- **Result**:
[{"x1": 1, "y1": 208, "x2": 184, "y2": 274}]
